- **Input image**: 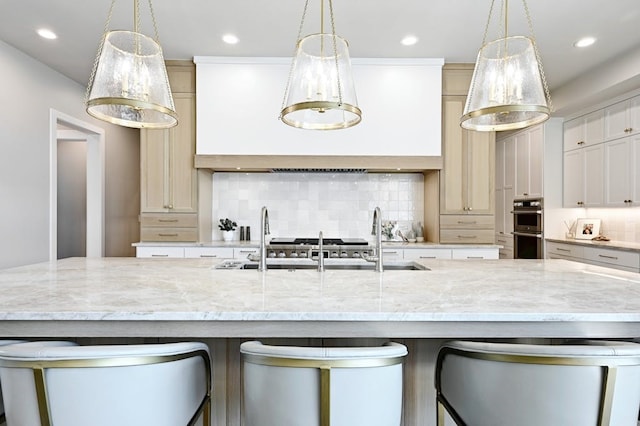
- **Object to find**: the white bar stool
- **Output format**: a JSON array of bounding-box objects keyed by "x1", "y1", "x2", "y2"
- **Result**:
[
  {"x1": 240, "y1": 340, "x2": 407, "y2": 426},
  {"x1": 435, "y1": 340, "x2": 640, "y2": 426},
  {"x1": 0, "y1": 341, "x2": 211, "y2": 426}
]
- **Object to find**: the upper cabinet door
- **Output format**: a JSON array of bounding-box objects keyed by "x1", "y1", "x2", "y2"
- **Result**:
[{"x1": 604, "y1": 96, "x2": 640, "y2": 141}]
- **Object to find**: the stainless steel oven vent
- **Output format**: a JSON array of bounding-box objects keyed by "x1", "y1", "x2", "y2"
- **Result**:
[{"x1": 270, "y1": 168, "x2": 368, "y2": 174}]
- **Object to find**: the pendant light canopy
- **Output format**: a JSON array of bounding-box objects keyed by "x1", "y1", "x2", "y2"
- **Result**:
[
  {"x1": 461, "y1": 0, "x2": 552, "y2": 132},
  {"x1": 86, "y1": 0, "x2": 177, "y2": 129},
  {"x1": 280, "y1": 0, "x2": 361, "y2": 130}
]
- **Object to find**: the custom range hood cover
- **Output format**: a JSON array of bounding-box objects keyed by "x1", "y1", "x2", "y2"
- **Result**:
[{"x1": 193, "y1": 57, "x2": 444, "y2": 172}]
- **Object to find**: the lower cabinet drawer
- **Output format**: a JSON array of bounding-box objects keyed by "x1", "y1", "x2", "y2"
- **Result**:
[
  {"x1": 440, "y1": 215, "x2": 494, "y2": 229},
  {"x1": 140, "y1": 213, "x2": 197, "y2": 227},
  {"x1": 184, "y1": 247, "x2": 234, "y2": 259},
  {"x1": 583, "y1": 247, "x2": 640, "y2": 271},
  {"x1": 136, "y1": 247, "x2": 185, "y2": 258},
  {"x1": 140, "y1": 227, "x2": 198, "y2": 242},
  {"x1": 452, "y1": 248, "x2": 499, "y2": 260},
  {"x1": 440, "y1": 229, "x2": 495, "y2": 244},
  {"x1": 546, "y1": 242, "x2": 584, "y2": 259},
  {"x1": 403, "y1": 249, "x2": 452, "y2": 260}
]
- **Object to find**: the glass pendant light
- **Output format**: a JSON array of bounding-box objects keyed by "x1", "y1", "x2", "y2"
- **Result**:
[
  {"x1": 461, "y1": 0, "x2": 552, "y2": 132},
  {"x1": 280, "y1": 0, "x2": 362, "y2": 130},
  {"x1": 86, "y1": 0, "x2": 177, "y2": 129}
]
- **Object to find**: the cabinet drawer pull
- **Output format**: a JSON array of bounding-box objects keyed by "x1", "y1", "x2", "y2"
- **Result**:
[
  {"x1": 158, "y1": 233, "x2": 178, "y2": 237},
  {"x1": 457, "y1": 221, "x2": 477, "y2": 224},
  {"x1": 383, "y1": 251, "x2": 399, "y2": 254},
  {"x1": 598, "y1": 254, "x2": 618, "y2": 260},
  {"x1": 158, "y1": 219, "x2": 178, "y2": 223},
  {"x1": 466, "y1": 256, "x2": 484, "y2": 259},
  {"x1": 577, "y1": 141, "x2": 585, "y2": 145},
  {"x1": 457, "y1": 235, "x2": 478, "y2": 239},
  {"x1": 199, "y1": 255, "x2": 218, "y2": 258},
  {"x1": 497, "y1": 239, "x2": 507, "y2": 243},
  {"x1": 151, "y1": 254, "x2": 169, "y2": 257},
  {"x1": 419, "y1": 256, "x2": 437, "y2": 259},
  {"x1": 555, "y1": 248, "x2": 571, "y2": 252},
  {"x1": 238, "y1": 250, "x2": 256, "y2": 253}
]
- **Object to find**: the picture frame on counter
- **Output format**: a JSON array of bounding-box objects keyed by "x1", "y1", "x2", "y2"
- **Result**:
[{"x1": 575, "y1": 218, "x2": 601, "y2": 239}]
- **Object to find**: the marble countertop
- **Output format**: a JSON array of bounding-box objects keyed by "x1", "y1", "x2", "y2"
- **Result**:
[
  {"x1": 545, "y1": 237, "x2": 640, "y2": 253},
  {"x1": 0, "y1": 257, "x2": 639, "y2": 339}
]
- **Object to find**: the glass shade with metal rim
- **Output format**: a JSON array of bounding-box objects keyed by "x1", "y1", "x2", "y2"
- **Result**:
[
  {"x1": 86, "y1": 0, "x2": 177, "y2": 129},
  {"x1": 461, "y1": 36, "x2": 549, "y2": 131},
  {"x1": 281, "y1": 33, "x2": 361, "y2": 130},
  {"x1": 461, "y1": 0, "x2": 552, "y2": 132},
  {"x1": 280, "y1": 0, "x2": 361, "y2": 130}
]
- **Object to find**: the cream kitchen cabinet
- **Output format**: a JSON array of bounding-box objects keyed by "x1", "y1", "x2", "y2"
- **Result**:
[
  {"x1": 563, "y1": 110, "x2": 604, "y2": 152},
  {"x1": 604, "y1": 134, "x2": 640, "y2": 206},
  {"x1": 604, "y1": 95, "x2": 640, "y2": 141},
  {"x1": 139, "y1": 61, "x2": 212, "y2": 243},
  {"x1": 141, "y1": 93, "x2": 197, "y2": 214},
  {"x1": 514, "y1": 125, "x2": 543, "y2": 198},
  {"x1": 441, "y1": 96, "x2": 495, "y2": 215},
  {"x1": 546, "y1": 241, "x2": 640, "y2": 273},
  {"x1": 563, "y1": 143, "x2": 604, "y2": 207}
]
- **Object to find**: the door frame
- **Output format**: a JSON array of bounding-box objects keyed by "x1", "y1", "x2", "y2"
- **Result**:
[{"x1": 49, "y1": 109, "x2": 105, "y2": 260}]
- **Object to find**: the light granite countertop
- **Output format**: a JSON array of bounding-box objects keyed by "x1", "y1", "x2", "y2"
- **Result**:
[{"x1": 0, "y1": 257, "x2": 639, "y2": 339}]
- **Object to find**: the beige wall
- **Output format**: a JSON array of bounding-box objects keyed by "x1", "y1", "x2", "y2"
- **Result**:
[{"x1": 0, "y1": 40, "x2": 139, "y2": 268}]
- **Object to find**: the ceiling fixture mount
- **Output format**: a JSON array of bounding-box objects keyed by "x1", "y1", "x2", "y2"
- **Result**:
[
  {"x1": 401, "y1": 35, "x2": 418, "y2": 46},
  {"x1": 461, "y1": 0, "x2": 552, "y2": 132},
  {"x1": 280, "y1": 0, "x2": 361, "y2": 130},
  {"x1": 86, "y1": 0, "x2": 177, "y2": 129},
  {"x1": 37, "y1": 29, "x2": 58, "y2": 40},
  {"x1": 222, "y1": 34, "x2": 239, "y2": 45}
]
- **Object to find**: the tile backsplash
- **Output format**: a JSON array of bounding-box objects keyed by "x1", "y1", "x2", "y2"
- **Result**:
[{"x1": 211, "y1": 172, "x2": 425, "y2": 241}]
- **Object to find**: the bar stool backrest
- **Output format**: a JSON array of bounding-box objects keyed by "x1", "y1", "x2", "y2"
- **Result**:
[
  {"x1": 436, "y1": 340, "x2": 640, "y2": 426},
  {"x1": 0, "y1": 342, "x2": 211, "y2": 426},
  {"x1": 241, "y1": 340, "x2": 407, "y2": 426}
]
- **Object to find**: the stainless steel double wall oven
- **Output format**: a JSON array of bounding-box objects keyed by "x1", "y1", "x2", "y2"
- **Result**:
[{"x1": 512, "y1": 198, "x2": 543, "y2": 259}]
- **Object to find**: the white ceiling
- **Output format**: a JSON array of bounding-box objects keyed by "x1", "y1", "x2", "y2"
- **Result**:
[{"x1": 2, "y1": 0, "x2": 640, "y2": 96}]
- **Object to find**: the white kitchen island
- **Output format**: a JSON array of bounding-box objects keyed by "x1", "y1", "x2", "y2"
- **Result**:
[{"x1": 1, "y1": 257, "x2": 639, "y2": 425}]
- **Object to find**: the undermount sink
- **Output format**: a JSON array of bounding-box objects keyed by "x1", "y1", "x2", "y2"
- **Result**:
[{"x1": 215, "y1": 260, "x2": 429, "y2": 271}]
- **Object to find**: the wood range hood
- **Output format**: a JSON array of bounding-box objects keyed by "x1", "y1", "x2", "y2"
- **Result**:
[{"x1": 194, "y1": 154, "x2": 443, "y2": 173}]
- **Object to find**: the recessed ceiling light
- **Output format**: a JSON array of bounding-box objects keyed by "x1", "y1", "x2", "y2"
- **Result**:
[
  {"x1": 37, "y1": 28, "x2": 57, "y2": 40},
  {"x1": 401, "y1": 35, "x2": 418, "y2": 46},
  {"x1": 222, "y1": 34, "x2": 239, "y2": 45},
  {"x1": 574, "y1": 37, "x2": 596, "y2": 48}
]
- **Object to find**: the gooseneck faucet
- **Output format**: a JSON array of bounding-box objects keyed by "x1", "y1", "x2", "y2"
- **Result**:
[
  {"x1": 364, "y1": 206, "x2": 384, "y2": 272},
  {"x1": 317, "y1": 231, "x2": 325, "y2": 272},
  {"x1": 258, "y1": 206, "x2": 270, "y2": 271}
]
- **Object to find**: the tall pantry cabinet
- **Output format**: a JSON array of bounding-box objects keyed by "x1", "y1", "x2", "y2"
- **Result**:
[
  {"x1": 439, "y1": 64, "x2": 495, "y2": 244},
  {"x1": 139, "y1": 61, "x2": 212, "y2": 242}
]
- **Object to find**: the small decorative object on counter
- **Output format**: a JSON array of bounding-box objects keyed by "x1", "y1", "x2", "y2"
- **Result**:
[
  {"x1": 240, "y1": 226, "x2": 245, "y2": 241},
  {"x1": 381, "y1": 221, "x2": 397, "y2": 241},
  {"x1": 412, "y1": 222, "x2": 424, "y2": 242},
  {"x1": 219, "y1": 218, "x2": 238, "y2": 242},
  {"x1": 246, "y1": 226, "x2": 251, "y2": 241}
]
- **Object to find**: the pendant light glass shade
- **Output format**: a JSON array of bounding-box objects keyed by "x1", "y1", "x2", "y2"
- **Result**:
[
  {"x1": 281, "y1": 33, "x2": 361, "y2": 130},
  {"x1": 461, "y1": 0, "x2": 552, "y2": 132},
  {"x1": 86, "y1": 0, "x2": 177, "y2": 129},
  {"x1": 280, "y1": 0, "x2": 362, "y2": 130},
  {"x1": 87, "y1": 31, "x2": 176, "y2": 129},
  {"x1": 461, "y1": 36, "x2": 549, "y2": 131}
]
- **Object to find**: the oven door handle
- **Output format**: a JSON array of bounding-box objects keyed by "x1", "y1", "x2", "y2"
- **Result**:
[
  {"x1": 511, "y1": 210, "x2": 543, "y2": 214},
  {"x1": 511, "y1": 231, "x2": 543, "y2": 238}
]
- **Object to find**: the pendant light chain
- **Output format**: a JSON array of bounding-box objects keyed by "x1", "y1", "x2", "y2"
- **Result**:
[
  {"x1": 327, "y1": 0, "x2": 344, "y2": 105},
  {"x1": 281, "y1": 0, "x2": 311, "y2": 114},
  {"x1": 146, "y1": 0, "x2": 162, "y2": 43},
  {"x1": 85, "y1": 0, "x2": 117, "y2": 104},
  {"x1": 522, "y1": 0, "x2": 553, "y2": 111}
]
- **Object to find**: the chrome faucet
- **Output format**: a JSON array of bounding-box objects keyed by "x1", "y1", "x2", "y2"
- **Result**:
[
  {"x1": 317, "y1": 231, "x2": 325, "y2": 272},
  {"x1": 258, "y1": 206, "x2": 270, "y2": 271},
  {"x1": 364, "y1": 206, "x2": 383, "y2": 272}
]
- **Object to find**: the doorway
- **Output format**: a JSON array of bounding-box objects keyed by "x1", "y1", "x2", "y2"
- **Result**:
[{"x1": 50, "y1": 110, "x2": 105, "y2": 260}]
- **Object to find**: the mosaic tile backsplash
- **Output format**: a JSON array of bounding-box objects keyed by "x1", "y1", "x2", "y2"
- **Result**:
[{"x1": 211, "y1": 172, "x2": 425, "y2": 241}]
